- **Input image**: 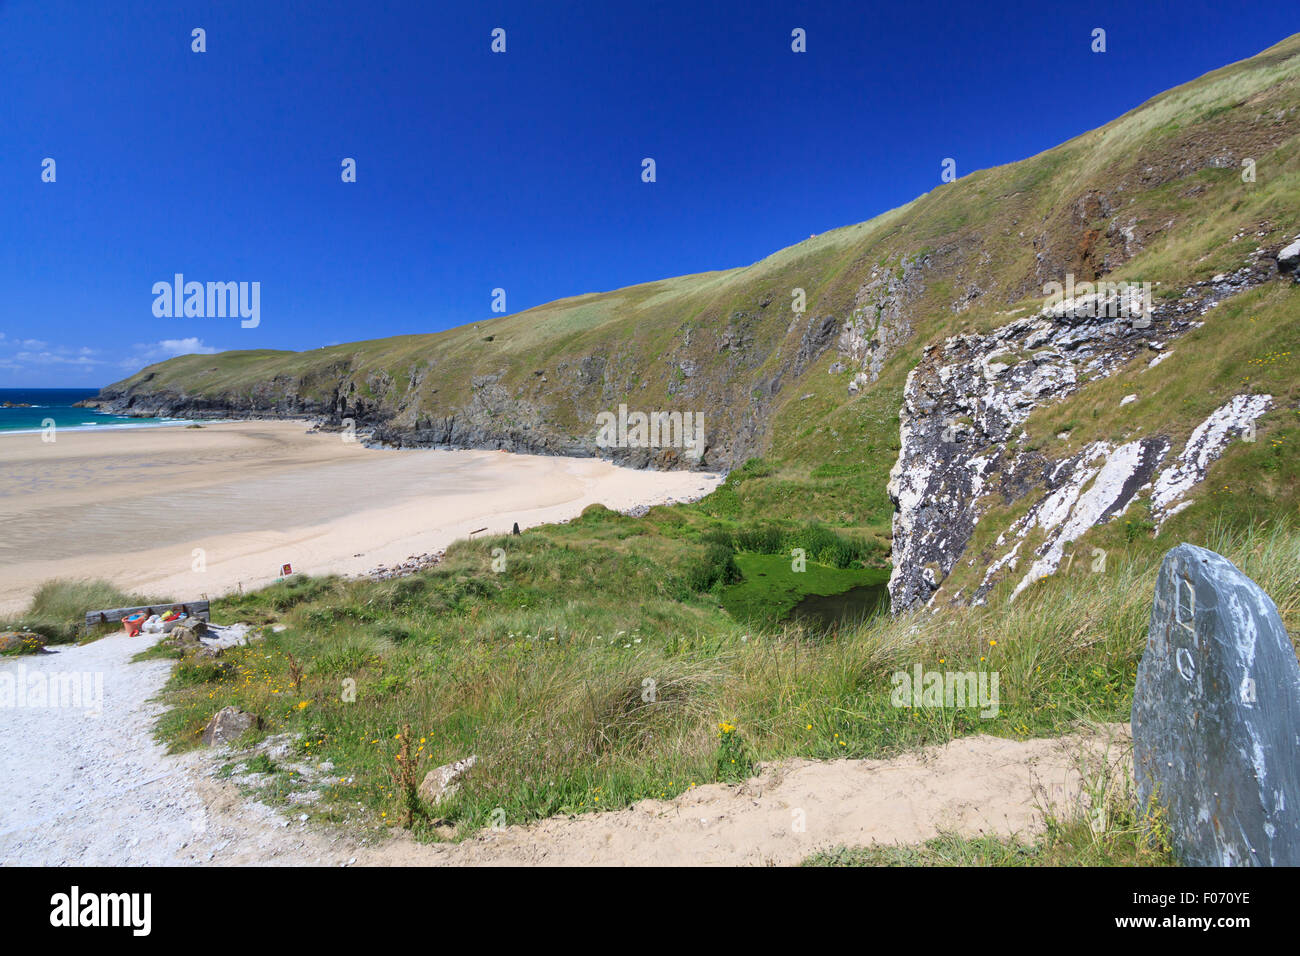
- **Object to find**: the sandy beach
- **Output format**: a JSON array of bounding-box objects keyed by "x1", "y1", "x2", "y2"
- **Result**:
[{"x1": 0, "y1": 421, "x2": 723, "y2": 615}]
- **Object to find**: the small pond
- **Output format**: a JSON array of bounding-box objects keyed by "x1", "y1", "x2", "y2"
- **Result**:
[{"x1": 788, "y1": 581, "x2": 890, "y2": 631}]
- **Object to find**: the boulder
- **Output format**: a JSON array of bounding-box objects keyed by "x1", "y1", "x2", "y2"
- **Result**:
[
  {"x1": 1132, "y1": 544, "x2": 1300, "y2": 866},
  {"x1": 418, "y1": 755, "x2": 478, "y2": 805},
  {"x1": 169, "y1": 618, "x2": 207, "y2": 642},
  {"x1": 200, "y1": 706, "x2": 261, "y2": 747},
  {"x1": 1277, "y1": 235, "x2": 1300, "y2": 274},
  {"x1": 0, "y1": 631, "x2": 46, "y2": 654},
  {"x1": 165, "y1": 630, "x2": 202, "y2": 650}
]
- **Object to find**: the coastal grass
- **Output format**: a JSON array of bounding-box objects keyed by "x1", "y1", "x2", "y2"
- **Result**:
[
  {"x1": 133, "y1": 502, "x2": 1298, "y2": 848},
  {"x1": 1, "y1": 578, "x2": 169, "y2": 645}
]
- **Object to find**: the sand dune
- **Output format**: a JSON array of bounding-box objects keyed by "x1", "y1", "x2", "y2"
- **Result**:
[{"x1": 0, "y1": 421, "x2": 723, "y2": 615}]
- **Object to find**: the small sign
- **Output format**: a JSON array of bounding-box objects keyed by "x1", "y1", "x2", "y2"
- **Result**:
[{"x1": 281, "y1": 563, "x2": 293, "y2": 576}]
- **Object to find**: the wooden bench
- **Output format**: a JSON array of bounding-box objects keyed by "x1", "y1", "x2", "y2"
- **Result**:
[{"x1": 85, "y1": 601, "x2": 211, "y2": 629}]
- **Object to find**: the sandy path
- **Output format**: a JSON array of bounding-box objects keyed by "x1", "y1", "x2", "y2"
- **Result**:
[
  {"x1": 0, "y1": 421, "x2": 723, "y2": 615},
  {"x1": 0, "y1": 630, "x2": 1124, "y2": 867},
  {"x1": 402, "y1": 731, "x2": 1119, "y2": 866}
]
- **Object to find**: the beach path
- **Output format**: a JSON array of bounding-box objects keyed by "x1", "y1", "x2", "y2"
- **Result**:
[{"x1": 0, "y1": 627, "x2": 1121, "y2": 866}]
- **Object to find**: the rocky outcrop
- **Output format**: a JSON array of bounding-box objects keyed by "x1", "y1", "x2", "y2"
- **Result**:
[
  {"x1": 888, "y1": 256, "x2": 1282, "y2": 613},
  {"x1": 200, "y1": 707, "x2": 261, "y2": 747},
  {"x1": 1150, "y1": 394, "x2": 1273, "y2": 526},
  {"x1": 834, "y1": 253, "x2": 932, "y2": 394},
  {"x1": 1001, "y1": 437, "x2": 1171, "y2": 602},
  {"x1": 1133, "y1": 544, "x2": 1300, "y2": 866}
]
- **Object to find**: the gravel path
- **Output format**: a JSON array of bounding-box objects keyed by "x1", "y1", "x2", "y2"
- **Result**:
[{"x1": 0, "y1": 631, "x2": 354, "y2": 866}]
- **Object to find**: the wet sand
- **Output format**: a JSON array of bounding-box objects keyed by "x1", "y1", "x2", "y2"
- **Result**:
[{"x1": 0, "y1": 421, "x2": 723, "y2": 615}]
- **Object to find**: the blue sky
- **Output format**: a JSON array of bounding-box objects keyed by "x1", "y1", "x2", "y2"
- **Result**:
[{"x1": 1, "y1": 0, "x2": 1295, "y2": 387}]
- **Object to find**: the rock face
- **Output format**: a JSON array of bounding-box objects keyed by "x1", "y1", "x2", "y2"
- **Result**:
[
  {"x1": 1132, "y1": 544, "x2": 1300, "y2": 866},
  {"x1": 200, "y1": 707, "x2": 261, "y2": 747},
  {"x1": 833, "y1": 253, "x2": 932, "y2": 394},
  {"x1": 887, "y1": 257, "x2": 1279, "y2": 613},
  {"x1": 1150, "y1": 394, "x2": 1273, "y2": 526}
]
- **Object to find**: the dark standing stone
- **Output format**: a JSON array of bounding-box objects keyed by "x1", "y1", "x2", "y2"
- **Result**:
[
  {"x1": 1132, "y1": 544, "x2": 1300, "y2": 866},
  {"x1": 512, "y1": 522, "x2": 520, "y2": 536}
]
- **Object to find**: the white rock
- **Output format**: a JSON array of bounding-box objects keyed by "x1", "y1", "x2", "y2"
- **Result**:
[
  {"x1": 1151, "y1": 395, "x2": 1272, "y2": 524},
  {"x1": 418, "y1": 755, "x2": 478, "y2": 805},
  {"x1": 1011, "y1": 439, "x2": 1164, "y2": 601},
  {"x1": 1278, "y1": 236, "x2": 1300, "y2": 270},
  {"x1": 1148, "y1": 351, "x2": 1172, "y2": 369}
]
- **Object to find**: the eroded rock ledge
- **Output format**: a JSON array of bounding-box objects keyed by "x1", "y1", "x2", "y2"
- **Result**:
[{"x1": 888, "y1": 252, "x2": 1287, "y2": 613}]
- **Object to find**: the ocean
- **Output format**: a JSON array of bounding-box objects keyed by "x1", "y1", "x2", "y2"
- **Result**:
[{"x1": 0, "y1": 388, "x2": 190, "y2": 434}]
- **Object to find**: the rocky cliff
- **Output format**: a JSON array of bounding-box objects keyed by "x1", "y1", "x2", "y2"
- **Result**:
[{"x1": 888, "y1": 248, "x2": 1296, "y2": 612}]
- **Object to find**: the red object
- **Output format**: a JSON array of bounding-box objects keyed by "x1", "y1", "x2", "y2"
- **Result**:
[
  {"x1": 281, "y1": 563, "x2": 293, "y2": 576},
  {"x1": 122, "y1": 612, "x2": 147, "y2": 637}
]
